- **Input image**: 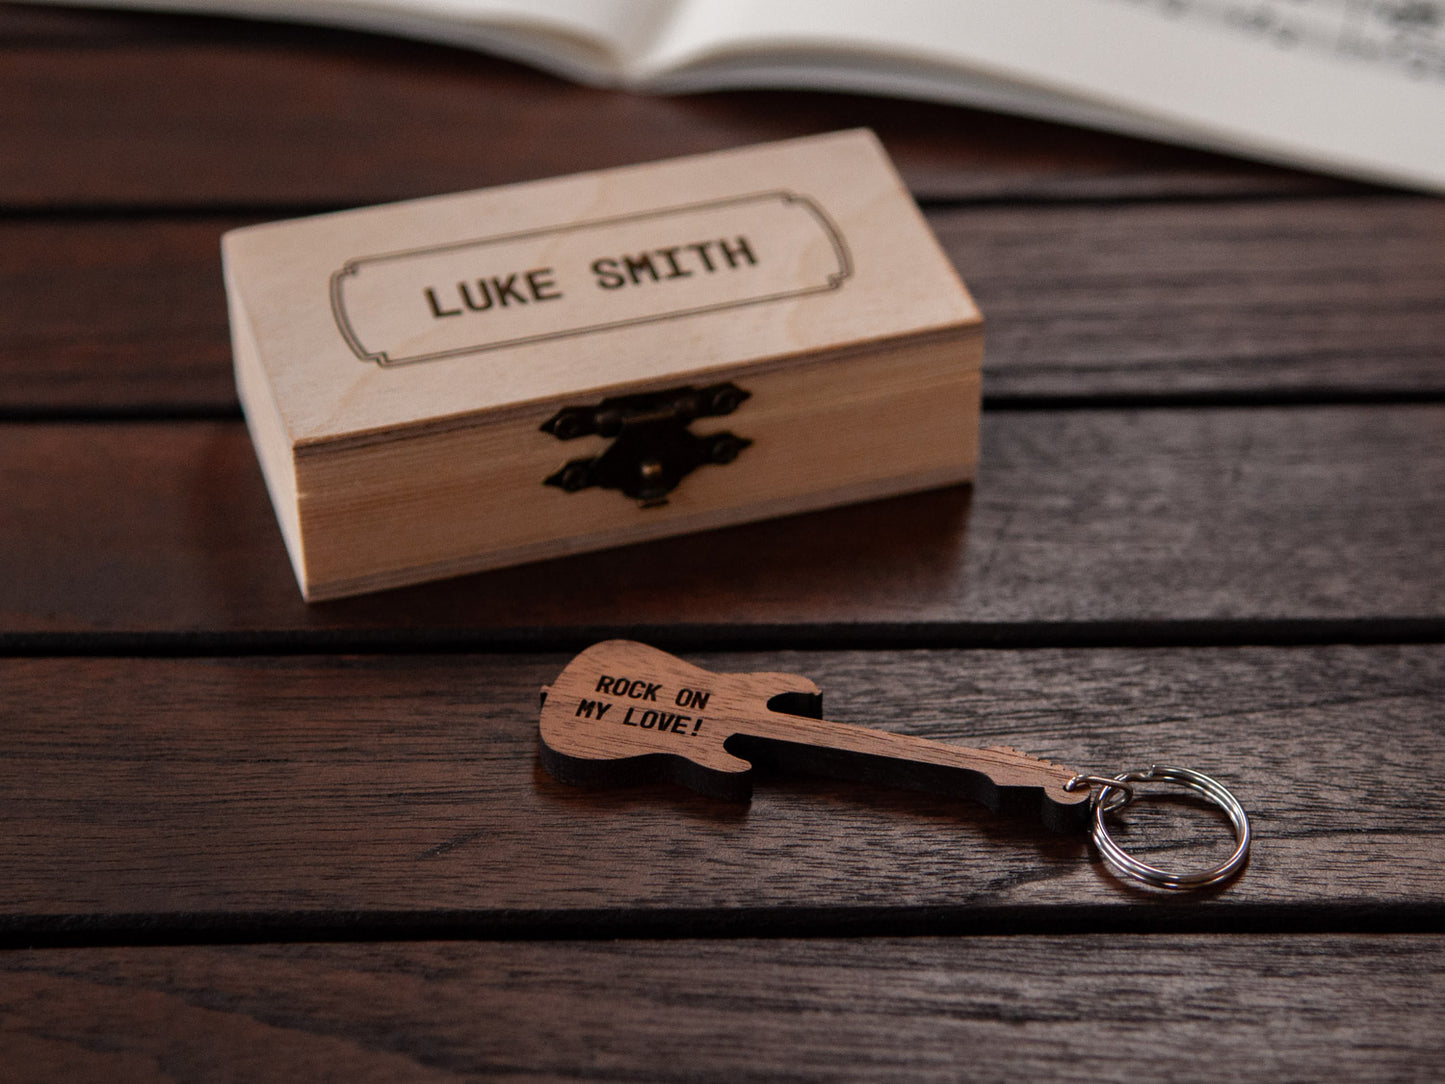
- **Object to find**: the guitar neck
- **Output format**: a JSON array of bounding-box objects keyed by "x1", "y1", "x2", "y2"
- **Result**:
[{"x1": 729, "y1": 710, "x2": 1089, "y2": 825}]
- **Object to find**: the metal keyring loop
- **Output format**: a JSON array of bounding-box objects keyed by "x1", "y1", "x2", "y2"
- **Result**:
[{"x1": 1091, "y1": 765, "x2": 1250, "y2": 890}]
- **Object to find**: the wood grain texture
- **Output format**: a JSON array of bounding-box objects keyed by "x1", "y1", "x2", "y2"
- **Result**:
[
  {"x1": 1, "y1": 935, "x2": 1442, "y2": 1081},
  {"x1": 1, "y1": 647, "x2": 1440, "y2": 927},
  {"x1": 0, "y1": 10, "x2": 1349, "y2": 210},
  {"x1": 947, "y1": 197, "x2": 1445, "y2": 399},
  {"x1": 2, "y1": 407, "x2": 1440, "y2": 636},
  {"x1": 0, "y1": 2, "x2": 169, "y2": 41},
  {"x1": 0, "y1": 218, "x2": 237, "y2": 412},
  {"x1": 6, "y1": 196, "x2": 1442, "y2": 415}
]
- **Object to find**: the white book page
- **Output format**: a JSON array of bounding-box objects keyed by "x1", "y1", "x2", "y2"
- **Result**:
[
  {"x1": 642, "y1": 0, "x2": 1445, "y2": 191},
  {"x1": 23, "y1": 0, "x2": 677, "y2": 81}
]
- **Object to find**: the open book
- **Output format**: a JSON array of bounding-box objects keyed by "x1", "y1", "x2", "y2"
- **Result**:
[{"x1": 37, "y1": 0, "x2": 1445, "y2": 192}]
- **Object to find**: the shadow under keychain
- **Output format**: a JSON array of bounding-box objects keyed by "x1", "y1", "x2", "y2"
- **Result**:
[{"x1": 538, "y1": 641, "x2": 1251, "y2": 890}]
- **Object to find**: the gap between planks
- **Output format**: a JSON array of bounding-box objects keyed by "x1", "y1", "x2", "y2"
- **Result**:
[
  {"x1": 6, "y1": 388, "x2": 1445, "y2": 426},
  {"x1": 5, "y1": 901, "x2": 1445, "y2": 951},
  {"x1": 0, "y1": 184, "x2": 1411, "y2": 221},
  {"x1": 4, "y1": 618, "x2": 1445, "y2": 659}
]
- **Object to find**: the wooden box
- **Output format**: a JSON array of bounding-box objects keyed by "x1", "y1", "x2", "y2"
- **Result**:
[{"x1": 222, "y1": 129, "x2": 982, "y2": 600}]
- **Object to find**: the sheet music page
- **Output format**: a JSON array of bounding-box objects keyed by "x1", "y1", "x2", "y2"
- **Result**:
[
  {"x1": 1111, "y1": 0, "x2": 1444, "y2": 82},
  {"x1": 645, "y1": 0, "x2": 1445, "y2": 190}
]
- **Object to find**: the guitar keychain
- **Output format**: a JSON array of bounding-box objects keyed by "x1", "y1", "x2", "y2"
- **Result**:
[{"x1": 539, "y1": 640, "x2": 1251, "y2": 890}]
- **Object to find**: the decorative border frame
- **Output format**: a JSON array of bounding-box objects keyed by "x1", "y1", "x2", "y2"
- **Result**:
[{"x1": 329, "y1": 191, "x2": 853, "y2": 367}]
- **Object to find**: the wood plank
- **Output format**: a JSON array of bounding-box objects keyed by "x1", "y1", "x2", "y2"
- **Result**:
[
  {"x1": 0, "y1": 28, "x2": 1353, "y2": 210},
  {"x1": 947, "y1": 197, "x2": 1445, "y2": 399},
  {"x1": 0, "y1": 2, "x2": 173, "y2": 41},
  {"x1": 6, "y1": 197, "x2": 1443, "y2": 414},
  {"x1": 0, "y1": 218, "x2": 236, "y2": 412},
  {"x1": 1, "y1": 647, "x2": 1441, "y2": 928},
  {"x1": 1, "y1": 935, "x2": 1442, "y2": 1080},
  {"x1": 2, "y1": 407, "x2": 1441, "y2": 637}
]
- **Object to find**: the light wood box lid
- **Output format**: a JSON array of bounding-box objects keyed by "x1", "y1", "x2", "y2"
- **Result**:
[{"x1": 222, "y1": 129, "x2": 981, "y2": 449}]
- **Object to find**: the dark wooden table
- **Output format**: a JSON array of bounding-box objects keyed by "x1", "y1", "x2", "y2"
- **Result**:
[{"x1": 3, "y1": 5, "x2": 1443, "y2": 1078}]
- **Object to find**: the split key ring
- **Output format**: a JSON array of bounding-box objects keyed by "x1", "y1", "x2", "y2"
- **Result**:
[{"x1": 1068, "y1": 765, "x2": 1252, "y2": 890}]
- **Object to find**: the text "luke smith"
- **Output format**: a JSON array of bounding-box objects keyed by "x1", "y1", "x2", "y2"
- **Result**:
[{"x1": 423, "y1": 235, "x2": 758, "y2": 318}]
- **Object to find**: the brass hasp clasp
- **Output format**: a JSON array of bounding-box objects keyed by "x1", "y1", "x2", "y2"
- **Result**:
[{"x1": 541, "y1": 382, "x2": 752, "y2": 506}]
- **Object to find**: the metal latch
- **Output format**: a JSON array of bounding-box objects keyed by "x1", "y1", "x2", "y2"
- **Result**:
[{"x1": 541, "y1": 382, "x2": 752, "y2": 507}]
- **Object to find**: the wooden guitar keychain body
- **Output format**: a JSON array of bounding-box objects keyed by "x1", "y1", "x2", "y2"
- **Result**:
[{"x1": 539, "y1": 640, "x2": 1251, "y2": 890}]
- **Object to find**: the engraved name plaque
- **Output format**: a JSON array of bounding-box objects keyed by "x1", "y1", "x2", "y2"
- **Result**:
[{"x1": 330, "y1": 192, "x2": 851, "y2": 366}]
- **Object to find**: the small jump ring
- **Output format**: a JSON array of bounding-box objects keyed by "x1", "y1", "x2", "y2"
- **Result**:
[
  {"x1": 1066, "y1": 773, "x2": 1134, "y2": 812},
  {"x1": 1091, "y1": 765, "x2": 1250, "y2": 890}
]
